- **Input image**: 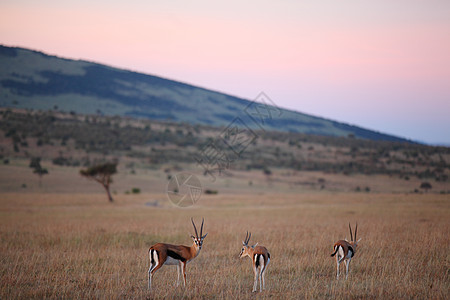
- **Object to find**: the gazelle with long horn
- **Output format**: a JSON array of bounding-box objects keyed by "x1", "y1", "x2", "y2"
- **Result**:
[
  {"x1": 148, "y1": 218, "x2": 207, "y2": 290},
  {"x1": 330, "y1": 223, "x2": 361, "y2": 279},
  {"x1": 239, "y1": 232, "x2": 271, "y2": 292}
]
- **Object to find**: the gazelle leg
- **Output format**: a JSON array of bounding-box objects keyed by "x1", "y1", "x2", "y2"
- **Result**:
[
  {"x1": 336, "y1": 257, "x2": 341, "y2": 280},
  {"x1": 176, "y1": 264, "x2": 180, "y2": 286},
  {"x1": 148, "y1": 262, "x2": 158, "y2": 289},
  {"x1": 181, "y1": 262, "x2": 187, "y2": 287},
  {"x1": 148, "y1": 267, "x2": 153, "y2": 290},
  {"x1": 252, "y1": 266, "x2": 258, "y2": 292},
  {"x1": 261, "y1": 269, "x2": 266, "y2": 291},
  {"x1": 262, "y1": 257, "x2": 269, "y2": 290},
  {"x1": 258, "y1": 256, "x2": 264, "y2": 292},
  {"x1": 345, "y1": 259, "x2": 351, "y2": 280},
  {"x1": 149, "y1": 262, "x2": 164, "y2": 289},
  {"x1": 259, "y1": 267, "x2": 263, "y2": 292},
  {"x1": 148, "y1": 250, "x2": 158, "y2": 290}
]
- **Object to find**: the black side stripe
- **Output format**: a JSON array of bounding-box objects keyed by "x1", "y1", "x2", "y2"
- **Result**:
[
  {"x1": 348, "y1": 245, "x2": 354, "y2": 258},
  {"x1": 167, "y1": 250, "x2": 187, "y2": 262}
]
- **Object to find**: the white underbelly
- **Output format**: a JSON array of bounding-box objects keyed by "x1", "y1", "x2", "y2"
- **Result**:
[{"x1": 164, "y1": 256, "x2": 180, "y2": 265}]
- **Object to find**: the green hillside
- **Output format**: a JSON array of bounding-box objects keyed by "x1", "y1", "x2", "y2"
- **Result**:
[{"x1": 0, "y1": 45, "x2": 410, "y2": 142}]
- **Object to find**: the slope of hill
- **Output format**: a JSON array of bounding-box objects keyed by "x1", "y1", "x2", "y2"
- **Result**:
[{"x1": 0, "y1": 45, "x2": 410, "y2": 142}]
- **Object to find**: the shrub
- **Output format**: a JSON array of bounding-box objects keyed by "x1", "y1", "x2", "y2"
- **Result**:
[
  {"x1": 420, "y1": 182, "x2": 432, "y2": 192},
  {"x1": 204, "y1": 189, "x2": 218, "y2": 195}
]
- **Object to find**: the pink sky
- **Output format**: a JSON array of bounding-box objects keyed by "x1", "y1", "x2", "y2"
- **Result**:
[{"x1": 1, "y1": 0, "x2": 450, "y2": 144}]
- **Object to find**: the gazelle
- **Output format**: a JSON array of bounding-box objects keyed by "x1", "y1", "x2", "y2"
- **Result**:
[
  {"x1": 330, "y1": 223, "x2": 361, "y2": 279},
  {"x1": 239, "y1": 232, "x2": 271, "y2": 292},
  {"x1": 148, "y1": 218, "x2": 207, "y2": 290}
]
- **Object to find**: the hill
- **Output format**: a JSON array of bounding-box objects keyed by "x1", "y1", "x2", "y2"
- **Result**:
[{"x1": 1, "y1": 45, "x2": 410, "y2": 142}]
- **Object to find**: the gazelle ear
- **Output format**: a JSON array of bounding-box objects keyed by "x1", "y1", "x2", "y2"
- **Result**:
[
  {"x1": 191, "y1": 235, "x2": 196, "y2": 239},
  {"x1": 251, "y1": 242, "x2": 258, "y2": 248},
  {"x1": 201, "y1": 233, "x2": 208, "y2": 239},
  {"x1": 357, "y1": 238, "x2": 362, "y2": 242},
  {"x1": 344, "y1": 238, "x2": 349, "y2": 242}
]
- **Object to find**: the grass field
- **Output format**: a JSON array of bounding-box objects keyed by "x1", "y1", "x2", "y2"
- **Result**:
[{"x1": 1, "y1": 187, "x2": 449, "y2": 299}]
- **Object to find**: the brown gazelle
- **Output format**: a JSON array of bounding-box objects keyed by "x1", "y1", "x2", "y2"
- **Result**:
[
  {"x1": 239, "y1": 232, "x2": 271, "y2": 292},
  {"x1": 330, "y1": 223, "x2": 361, "y2": 279},
  {"x1": 148, "y1": 218, "x2": 207, "y2": 290}
]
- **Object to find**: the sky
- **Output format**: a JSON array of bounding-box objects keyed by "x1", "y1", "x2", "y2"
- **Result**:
[{"x1": 1, "y1": 0, "x2": 450, "y2": 145}]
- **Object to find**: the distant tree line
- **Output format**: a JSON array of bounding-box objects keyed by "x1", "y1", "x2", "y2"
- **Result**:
[{"x1": 1, "y1": 109, "x2": 449, "y2": 181}]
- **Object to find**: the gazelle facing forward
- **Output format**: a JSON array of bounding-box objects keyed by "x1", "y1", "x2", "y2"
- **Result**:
[
  {"x1": 239, "y1": 232, "x2": 270, "y2": 292},
  {"x1": 148, "y1": 218, "x2": 207, "y2": 290},
  {"x1": 331, "y1": 223, "x2": 361, "y2": 279}
]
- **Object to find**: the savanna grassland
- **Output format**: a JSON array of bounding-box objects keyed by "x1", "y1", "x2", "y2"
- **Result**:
[
  {"x1": 1, "y1": 109, "x2": 449, "y2": 299},
  {"x1": 0, "y1": 183, "x2": 449, "y2": 299}
]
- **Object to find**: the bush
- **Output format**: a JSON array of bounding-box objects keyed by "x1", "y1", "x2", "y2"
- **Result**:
[
  {"x1": 52, "y1": 156, "x2": 80, "y2": 167},
  {"x1": 420, "y1": 182, "x2": 432, "y2": 192},
  {"x1": 131, "y1": 187, "x2": 141, "y2": 194},
  {"x1": 204, "y1": 189, "x2": 218, "y2": 195}
]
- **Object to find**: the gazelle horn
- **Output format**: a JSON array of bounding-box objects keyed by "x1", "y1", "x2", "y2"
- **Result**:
[
  {"x1": 191, "y1": 218, "x2": 199, "y2": 238},
  {"x1": 355, "y1": 223, "x2": 358, "y2": 241},
  {"x1": 200, "y1": 218, "x2": 204, "y2": 238},
  {"x1": 349, "y1": 223, "x2": 353, "y2": 242}
]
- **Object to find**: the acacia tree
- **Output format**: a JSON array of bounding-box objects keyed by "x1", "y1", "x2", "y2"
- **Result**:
[
  {"x1": 29, "y1": 157, "x2": 48, "y2": 186},
  {"x1": 420, "y1": 182, "x2": 432, "y2": 193},
  {"x1": 80, "y1": 162, "x2": 117, "y2": 202}
]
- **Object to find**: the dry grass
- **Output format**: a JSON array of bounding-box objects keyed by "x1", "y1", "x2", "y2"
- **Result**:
[{"x1": 0, "y1": 192, "x2": 449, "y2": 299}]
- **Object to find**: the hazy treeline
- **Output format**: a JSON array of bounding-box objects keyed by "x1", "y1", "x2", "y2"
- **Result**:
[{"x1": 1, "y1": 108, "x2": 449, "y2": 182}]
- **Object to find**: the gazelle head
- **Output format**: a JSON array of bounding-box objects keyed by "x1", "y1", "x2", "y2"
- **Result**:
[
  {"x1": 191, "y1": 218, "x2": 208, "y2": 250},
  {"x1": 239, "y1": 231, "x2": 258, "y2": 258},
  {"x1": 347, "y1": 223, "x2": 361, "y2": 249}
]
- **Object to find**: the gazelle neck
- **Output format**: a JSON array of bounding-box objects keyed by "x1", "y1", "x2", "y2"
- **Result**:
[{"x1": 190, "y1": 242, "x2": 201, "y2": 258}]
